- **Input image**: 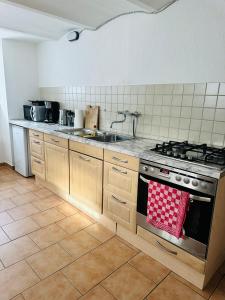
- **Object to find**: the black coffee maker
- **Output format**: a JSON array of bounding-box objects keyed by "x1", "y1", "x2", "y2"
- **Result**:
[{"x1": 44, "y1": 101, "x2": 60, "y2": 123}]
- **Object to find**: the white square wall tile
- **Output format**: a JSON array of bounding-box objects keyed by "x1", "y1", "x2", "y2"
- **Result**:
[
  {"x1": 169, "y1": 128, "x2": 179, "y2": 139},
  {"x1": 170, "y1": 117, "x2": 180, "y2": 128},
  {"x1": 172, "y1": 95, "x2": 182, "y2": 106},
  {"x1": 199, "y1": 132, "x2": 212, "y2": 144},
  {"x1": 204, "y1": 96, "x2": 217, "y2": 108},
  {"x1": 212, "y1": 134, "x2": 224, "y2": 146},
  {"x1": 188, "y1": 130, "x2": 200, "y2": 142},
  {"x1": 213, "y1": 122, "x2": 225, "y2": 134},
  {"x1": 179, "y1": 118, "x2": 191, "y2": 130},
  {"x1": 206, "y1": 83, "x2": 219, "y2": 95},
  {"x1": 178, "y1": 129, "x2": 189, "y2": 140},
  {"x1": 219, "y1": 83, "x2": 225, "y2": 95},
  {"x1": 170, "y1": 107, "x2": 181, "y2": 117},
  {"x1": 190, "y1": 119, "x2": 202, "y2": 130},
  {"x1": 181, "y1": 107, "x2": 192, "y2": 118},
  {"x1": 153, "y1": 95, "x2": 163, "y2": 105},
  {"x1": 173, "y1": 84, "x2": 183, "y2": 95},
  {"x1": 183, "y1": 84, "x2": 195, "y2": 95},
  {"x1": 193, "y1": 96, "x2": 204, "y2": 107},
  {"x1": 217, "y1": 96, "x2": 225, "y2": 108},
  {"x1": 202, "y1": 108, "x2": 215, "y2": 120},
  {"x1": 201, "y1": 120, "x2": 213, "y2": 132},
  {"x1": 194, "y1": 83, "x2": 206, "y2": 95},
  {"x1": 182, "y1": 95, "x2": 193, "y2": 107},
  {"x1": 215, "y1": 109, "x2": 225, "y2": 121}
]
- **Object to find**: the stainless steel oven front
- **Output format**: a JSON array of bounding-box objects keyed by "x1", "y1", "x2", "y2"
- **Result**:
[{"x1": 137, "y1": 159, "x2": 218, "y2": 259}]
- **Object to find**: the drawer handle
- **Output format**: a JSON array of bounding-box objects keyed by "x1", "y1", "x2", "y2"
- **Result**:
[
  {"x1": 33, "y1": 141, "x2": 41, "y2": 145},
  {"x1": 112, "y1": 195, "x2": 127, "y2": 205},
  {"x1": 112, "y1": 156, "x2": 128, "y2": 164},
  {"x1": 51, "y1": 138, "x2": 59, "y2": 143},
  {"x1": 34, "y1": 159, "x2": 41, "y2": 164},
  {"x1": 33, "y1": 134, "x2": 40, "y2": 137},
  {"x1": 156, "y1": 241, "x2": 177, "y2": 256},
  {"x1": 79, "y1": 155, "x2": 91, "y2": 162},
  {"x1": 112, "y1": 167, "x2": 127, "y2": 175}
]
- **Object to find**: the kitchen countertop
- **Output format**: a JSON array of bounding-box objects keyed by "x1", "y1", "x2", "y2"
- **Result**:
[{"x1": 9, "y1": 119, "x2": 225, "y2": 179}]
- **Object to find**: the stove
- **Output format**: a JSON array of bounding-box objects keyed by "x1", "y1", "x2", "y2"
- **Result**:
[{"x1": 150, "y1": 141, "x2": 225, "y2": 170}]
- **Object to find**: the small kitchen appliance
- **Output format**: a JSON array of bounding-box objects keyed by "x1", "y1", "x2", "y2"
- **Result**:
[
  {"x1": 30, "y1": 106, "x2": 46, "y2": 122},
  {"x1": 59, "y1": 109, "x2": 67, "y2": 125},
  {"x1": 23, "y1": 105, "x2": 32, "y2": 120},
  {"x1": 44, "y1": 101, "x2": 60, "y2": 123}
]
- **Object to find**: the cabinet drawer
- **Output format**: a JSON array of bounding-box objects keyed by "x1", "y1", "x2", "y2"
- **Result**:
[
  {"x1": 44, "y1": 134, "x2": 68, "y2": 148},
  {"x1": 30, "y1": 138, "x2": 45, "y2": 160},
  {"x1": 137, "y1": 226, "x2": 205, "y2": 274},
  {"x1": 103, "y1": 189, "x2": 136, "y2": 232},
  {"x1": 69, "y1": 141, "x2": 103, "y2": 160},
  {"x1": 31, "y1": 156, "x2": 45, "y2": 180},
  {"x1": 29, "y1": 129, "x2": 43, "y2": 140},
  {"x1": 104, "y1": 149, "x2": 139, "y2": 171},
  {"x1": 104, "y1": 162, "x2": 138, "y2": 203}
]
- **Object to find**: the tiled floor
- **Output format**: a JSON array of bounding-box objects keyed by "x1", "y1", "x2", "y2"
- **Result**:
[{"x1": 0, "y1": 166, "x2": 224, "y2": 300}]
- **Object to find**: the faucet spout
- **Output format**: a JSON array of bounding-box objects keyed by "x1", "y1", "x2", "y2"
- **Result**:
[{"x1": 110, "y1": 113, "x2": 126, "y2": 129}]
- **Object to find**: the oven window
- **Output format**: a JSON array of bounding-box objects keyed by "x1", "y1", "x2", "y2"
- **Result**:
[{"x1": 137, "y1": 175, "x2": 214, "y2": 245}]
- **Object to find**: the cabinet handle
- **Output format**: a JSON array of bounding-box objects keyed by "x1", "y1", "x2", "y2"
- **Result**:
[
  {"x1": 156, "y1": 241, "x2": 177, "y2": 256},
  {"x1": 112, "y1": 156, "x2": 128, "y2": 164},
  {"x1": 34, "y1": 159, "x2": 41, "y2": 164},
  {"x1": 112, "y1": 195, "x2": 127, "y2": 205},
  {"x1": 51, "y1": 139, "x2": 59, "y2": 143},
  {"x1": 79, "y1": 155, "x2": 91, "y2": 162},
  {"x1": 112, "y1": 167, "x2": 127, "y2": 175},
  {"x1": 33, "y1": 141, "x2": 40, "y2": 145},
  {"x1": 33, "y1": 134, "x2": 40, "y2": 137}
]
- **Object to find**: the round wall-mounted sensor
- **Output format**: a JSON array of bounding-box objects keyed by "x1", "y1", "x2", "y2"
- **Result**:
[{"x1": 67, "y1": 31, "x2": 80, "y2": 41}]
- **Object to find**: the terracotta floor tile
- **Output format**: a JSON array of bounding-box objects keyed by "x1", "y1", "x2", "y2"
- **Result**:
[
  {"x1": 29, "y1": 224, "x2": 68, "y2": 249},
  {"x1": 8, "y1": 203, "x2": 40, "y2": 220},
  {"x1": 85, "y1": 223, "x2": 115, "y2": 242},
  {"x1": 62, "y1": 252, "x2": 114, "y2": 294},
  {"x1": 0, "y1": 260, "x2": 40, "y2": 300},
  {"x1": 0, "y1": 228, "x2": 10, "y2": 245},
  {"x1": 31, "y1": 208, "x2": 65, "y2": 227},
  {"x1": 92, "y1": 237, "x2": 137, "y2": 270},
  {"x1": 32, "y1": 195, "x2": 63, "y2": 211},
  {"x1": 59, "y1": 230, "x2": 100, "y2": 259},
  {"x1": 12, "y1": 295, "x2": 25, "y2": 300},
  {"x1": 34, "y1": 188, "x2": 53, "y2": 199},
  {"x1": 147, "y1": 274, "x2": 205, "y2": 300},
  {"x1": 210, "y1": 276, "x2": 225, "y2": 300},
  {"x1": 0, "y1": 188, "x2": 18, "y2": 200},
  {"x1": 0, "y1": 212, "x2": 13, "y2": 226},
  {"x1": 172, "y1": 272, "x2": 222, "y2": 299},
  {"x1": 0, "y1": 236, "x2": 40, "y2": 267},
  {"x1": 80, "y1": 285, "x2": 115, "y2": 300},
  {"x1": 0, "y1": 198, "x2": 16, "y2": 212},
  {"x1": 22, "y1": 272, "x2": 81, "y2": 300},
  {"x1": 27, "y1": 244, "x2": 73, "y2": 279},
  {"x1": 11, "y1": 192, "x2": 40, "y2": 206},
  {"x1": 57, "y1": 213, "x2": 93, "y2": 234},
  {"x1": 102, "y1": 264, "x2": 155, "y2": 300},
  {"x1": 129, "y1": 252, "x2": 170, "y2": 284},
  {"x1": 56, "y1": 202, "x2": 78, "y2": 216},
  {"x1": 2, "y1": 217, "x2": 40, "y2": 240}
]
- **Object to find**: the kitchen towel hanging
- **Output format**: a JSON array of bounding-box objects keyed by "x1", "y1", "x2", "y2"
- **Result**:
[{"x1": 146, "y1": 180, "x2": 190, "y2": 239}]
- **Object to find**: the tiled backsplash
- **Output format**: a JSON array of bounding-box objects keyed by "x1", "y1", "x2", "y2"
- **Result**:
[{"x1": 40, "y1": 82, "x2": 225, "y2": 146}]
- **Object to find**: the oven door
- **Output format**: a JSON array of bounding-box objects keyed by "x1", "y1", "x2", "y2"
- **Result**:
[{"x1": 137, "y1": 173, "x2": 214, "y2": 259}]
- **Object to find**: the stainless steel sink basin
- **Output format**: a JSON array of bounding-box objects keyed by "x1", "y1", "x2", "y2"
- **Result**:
[
  {"x1": 87, "y1": 133, "x2": 133, "y2": 143},
  {"x1": 55, "y1": 128, "x2": 133, "y2": 143}
]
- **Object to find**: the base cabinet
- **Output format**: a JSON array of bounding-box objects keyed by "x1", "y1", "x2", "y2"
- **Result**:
[
  {"x1": 70, "y1": 150, "x2": 103, "y2": 213},
  {"x1": 45, "y1": 142, "x2": 69, "y2": 193}
]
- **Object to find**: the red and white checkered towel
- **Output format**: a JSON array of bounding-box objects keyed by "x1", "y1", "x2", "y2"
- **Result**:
[{"x1": 146, "y1": 180, "x2": 190, "y2": 239}]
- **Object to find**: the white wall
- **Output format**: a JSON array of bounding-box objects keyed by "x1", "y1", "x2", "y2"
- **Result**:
[
  {"x1": 38, "y1": 0, "x2": 225, "y2": 87},
  {"x1": 0, "y1": 40, "x2": 12, "y2": 164},
  {"x1": 0, "y1": 40, "x2": 39, "y2": 165}
]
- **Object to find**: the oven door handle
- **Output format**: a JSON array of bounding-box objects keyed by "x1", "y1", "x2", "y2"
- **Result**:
[
  {"x1": 190, "y1": 195, "x2": 211, "y2": 203},
  {"x1": 140, "y1": 175, "x2": 150, "y2": 184},
  {"x1": 155, "y1": 241, "x2": 178, "y2": 256}
]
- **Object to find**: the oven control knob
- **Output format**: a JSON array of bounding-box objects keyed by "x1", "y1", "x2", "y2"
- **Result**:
[
  {"x1": 183, "y1": 177, "x2": 190, "y2": 184},
  {"x1": 192, "y1": 180, "x2": 199, "y2": 187},
  {"x1": 200, "y1": 182, "x2": 207, "y2": 189},
  {"x1": 175, "y1": 175, "x2": 182, "y2": 182},
  {"x1": 149, "y1": 167, "x2": 155, "y2": 172},
  {"x1": 143, "y1": 166, "x2": 149, "y2": 172}
]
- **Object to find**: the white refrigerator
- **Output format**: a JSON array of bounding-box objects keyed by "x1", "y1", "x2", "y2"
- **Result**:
[{"x1": 12, "y1": 125, "x2": 32, "y2": 177}]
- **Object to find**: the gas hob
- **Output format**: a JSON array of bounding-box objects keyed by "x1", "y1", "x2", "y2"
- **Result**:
[{"x1": 150, "y1": 141, "x2": 225, "y2": 170}]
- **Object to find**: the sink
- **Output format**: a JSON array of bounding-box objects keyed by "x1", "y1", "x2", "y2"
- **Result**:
[
  {"x1": 87, "y1": 133, "x2": 133, "y2": 143},
  {"x1": 55, "y1": 128, "x2": 133, "y2": 143}
]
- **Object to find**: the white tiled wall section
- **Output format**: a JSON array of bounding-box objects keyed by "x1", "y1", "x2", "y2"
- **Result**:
[{"x1": 40, "y1": 82, "x2": 225, "y2": 146}]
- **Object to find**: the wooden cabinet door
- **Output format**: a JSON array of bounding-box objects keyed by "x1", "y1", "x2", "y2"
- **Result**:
[
  {"x1": 70, "y1": 150, "x2": 103, "y2": 213},
  {"x1": 103, "y1": 189, "x2": 136, "y2": 232},
  {"x1": 31, "y1": 156, "x2": 45, "y2": 180},
  {"x1": 30, "y1": 138, "x2": 45, "y2": 160},
  {"x1": 45, "y1": 143, "x2": 69, "y2": 193}
]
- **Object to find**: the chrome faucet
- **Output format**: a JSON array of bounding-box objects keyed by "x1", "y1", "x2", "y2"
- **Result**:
[{"x1": 110, "y1": 111, "x2": 128, "y2": 129}]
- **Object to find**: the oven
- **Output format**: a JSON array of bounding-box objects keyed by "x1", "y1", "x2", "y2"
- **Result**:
[{"x1": 137, "y1": 159, "x2": 218, "y2": 259}]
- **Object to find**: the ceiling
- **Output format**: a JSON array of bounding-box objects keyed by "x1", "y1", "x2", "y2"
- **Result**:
[{"x1": 0, "y1": 0, "x2": 177, "y2": 40}]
